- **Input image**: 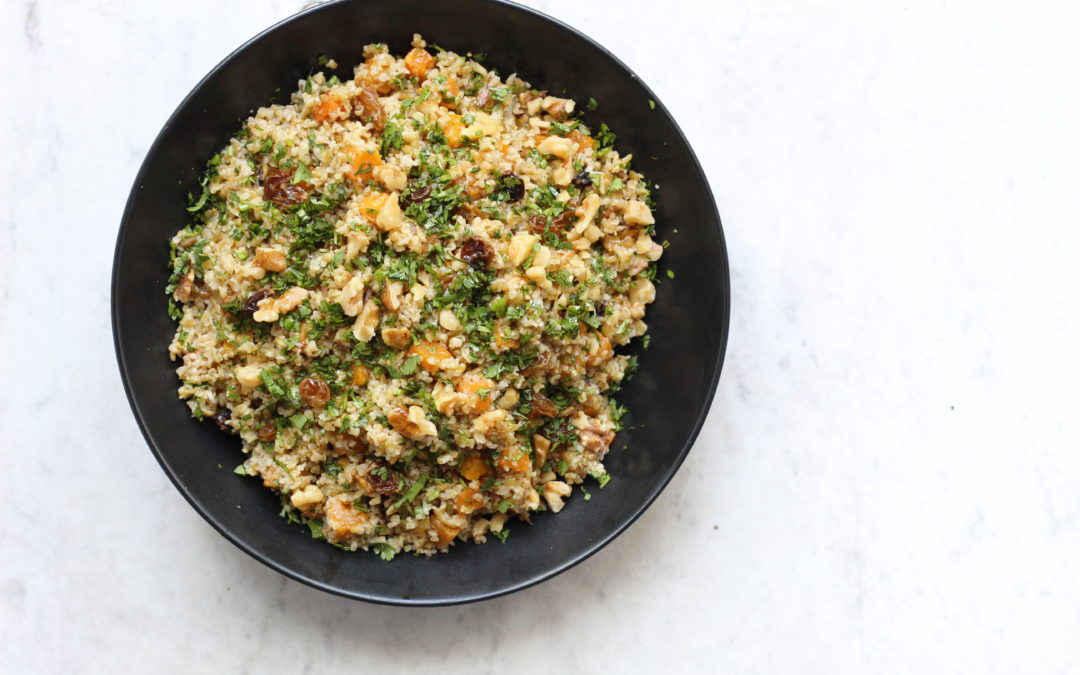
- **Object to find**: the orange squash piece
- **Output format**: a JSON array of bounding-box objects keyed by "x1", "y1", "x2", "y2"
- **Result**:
[
  {"x1": 325, "y1": 498, "x2": 368, "y2": 538},
  {"x1": 457, "y1": 374, "x2": 495, "y2": 414},
  {"x1": 455, "y1": 487, "x2": 485, "y2": 515},
  {"x1": 460, "y1": 454, "x2": 491, "y2": 481},
  {"x1": 358, "y1": 191, "x2": 388, "y2": 222},
  {"x1": 347, "y1": 148, "x2": 382, "y2": 183},
  {"x1": 431, "y1": 512, "x2": 460, "y2": 547},
  {"x1": 440, "y1": 113, "x2": 465, "y2": 148},
  {"x1": 313, "y1": 92, "x2": 345, "y2": 122},
  {"x1": 409, "y1": 341, "x2": 453, "y2": 373},
  {"x1": 498, "y1": 446, "x2": 531, "y2": 473},
  {"x1": 404, "y1": 47, "x2": 436, "y2": 79},
  {"x1": 569, "y1": 130, "x2": 595, "y2": 152}
]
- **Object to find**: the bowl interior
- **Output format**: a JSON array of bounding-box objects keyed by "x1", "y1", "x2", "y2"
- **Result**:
[{"x1": 113, "y1": 0, "x2": 729, "y2": 604}]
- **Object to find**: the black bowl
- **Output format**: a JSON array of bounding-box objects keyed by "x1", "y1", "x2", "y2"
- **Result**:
[{"x1": 112, "y1": 0, "x2": 729, "y2": 605}]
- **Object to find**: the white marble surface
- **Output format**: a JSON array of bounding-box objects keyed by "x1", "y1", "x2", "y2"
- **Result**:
[{"x1": 3, "y1": 0, "x2": 1080, "y2": 672}]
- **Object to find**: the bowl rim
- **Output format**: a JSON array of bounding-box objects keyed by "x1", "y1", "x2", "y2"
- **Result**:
[{"x1": 112, "y1": 0, "x2": 730, "y2": 606}]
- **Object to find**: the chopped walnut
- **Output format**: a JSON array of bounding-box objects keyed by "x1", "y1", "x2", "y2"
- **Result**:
[
  {"x1": 537, "y1": 136, "x2": 576, "y2": 160},
  {"x1": 373, "y1": 164, "x2": 407, "y2": 191},
  {"x1": 381, "y1": 326, "x2": 411, "y2": 350},
  {"x1": 252, "y1": 287, "x2": 309, "y2": 322},
  {"x1": 235, "y1": 365, "x2": 263, "y2": 392},
  {"x1": 254, "y1": 247, "x2": 286, "y2": 272},
  {"x1": 352, "y1": 299, "x2": 380, "y2": 342},
  {"x1": 388, "y1": 405, "x2": 437, "y2": 440},
  {"x1": 543, "y1": 481, "x2": 572, "y2": 513},
  {"x1": 173, "y1": 268, "x2": 194, "y2": 303},
  {"x1": 381, "y1": 281, "x2": 403, "y2": 311},
  {"x1": 624, "y1": 199, "x2": 655, "y2": 226},
  {"x1": 374, "y1": 192, "x2": 404, "y2": 231},
  {"x1": 335, "y1": 274, "x2": 366, "y2": 316},
  {"x1": 508, "y1": 232, "x2": 539, "y2": 267},
  {"x1": 290, "y1": 484, "x2": 324, "y2": 514},
  {"x1": 629, "y1": 278, "x2": 656, "y2": 304}
]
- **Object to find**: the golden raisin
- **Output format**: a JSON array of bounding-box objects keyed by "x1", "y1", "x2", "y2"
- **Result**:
[
  {"x1": 257, "y1": 422, "x2": 277, "y2": 442},
  {"x1": 350, "y1": 84, "x2": 386, "y2": 130},
  {"x1": 299, "y1": 377, "x2": 331, "y2": 409},
  {"x1": 529, "y1": 391, "x2": 559, "y2": 419},
  {"x1": 521, "y1": 350, "x2": 550, "y2": 378}
]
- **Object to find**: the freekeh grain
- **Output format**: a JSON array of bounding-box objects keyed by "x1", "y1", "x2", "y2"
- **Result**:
[{"x1": 166, "y1": 35, "x2": 661, "y2": 559}]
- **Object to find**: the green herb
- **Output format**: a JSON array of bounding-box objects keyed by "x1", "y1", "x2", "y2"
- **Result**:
[
  {"x1": 273, "y1": 458, "x2": 294, "y2": 481},
  {"x1": 549, "y1": 269, "x2": 574, "y2": 288},
  {"x1": 648, "y1": 99, "x2": 656, "y2": 110},
  {"x1": 280, "y1": 503, "x2": 301, "y2": 524},
  {"x1": 233, "y1": 464, "x2": 247, "y2": 475},
  {"x1": 497, "y1": 500, "x2": 513, "y2": 514},
  {"x1": 292, "y1": 161, "x2": 313, "y2": 185},
  {"x1": 306, "y1": 518, "x2": 324, "y2": 539},
  {"x1": 550, "y1": 120, "x2": 577, "y2": 136},
  {"x1": 528, "y1": 148, "x2": 549, "y2": 168},
  {"x1": 666, "y1": 269, "x2": 675, "y2": 279},
  {"x1": 610, "y1": 399, "x2": 628, "y2": 431},
  {"x1": 259, "y1": 368, "x2": 288, "y2": 399},
  {"x1": 493, "y1": 528, "x2": 509, "y2": 543},
  {"x1": 323, "y1": 459, "x2": 342, "y2": 477},
  {"x1": 385, "y1": 354, "x2": 421, "y2": 378},
  {"x1": 373, "y1": 543, "x2": 396, "y2": 561},
  {"x1": 400, "y1": 354, "x2": 420, "y2": 376},
  {"x1": 392, "y1": 475, "x2": 429, "y2": 509},
  {"x1": 186, "y1": 180, "x2": 212, "y2": 213},
  {"x1": 587, "y1": 97, "x2": 598, "y2": 111},
  {"x1": 595, "y1": 122, "x2": 616, "y2": 151}
]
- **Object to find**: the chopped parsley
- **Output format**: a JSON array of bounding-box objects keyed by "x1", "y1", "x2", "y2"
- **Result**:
[{"x1": 380, "y1": 120, "x2": 405, "y2": 156}]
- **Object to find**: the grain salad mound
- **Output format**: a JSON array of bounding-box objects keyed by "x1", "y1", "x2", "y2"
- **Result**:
[{"x1": 167, "y1": 35, "x2": 663, "y2": 558}]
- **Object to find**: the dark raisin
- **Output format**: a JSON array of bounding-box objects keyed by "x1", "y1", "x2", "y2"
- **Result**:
[
  {"x1": 405, "y1": 183, "x2": 433, "y2": 203},
  {"x1": 553, "y1": 210, "x2": 576, "y2": 230},
  {"x1": 263, "y1": 167, "x2": 310, "y2": 208},
  {"x1": 213, "y1": 408, "x2": 234, "y2": 433},
  {"x1": 498, "y1": 173, "x2": 525, "y2": 202},
  {"x1": 571, "y1": 171, "x2": 593, "y2": 190},
  {"x1": 299, "y1": 377, "x2": 331, "y2": 409},
  {"x1": 454, "y1": 203, "x2": 481, "y2": 220},
  {"x1": 347, "y1": 433, "x2": 369, "y2": 454},
  {"x1": 242, "y1": 288, "x2": 275, "y2": 313},
  {"x1": 525, "y1": 215, "x2": 549, "y2": 235},
  {"x1": 366, "y1": 462, "x2": 399, "y2": 495},
  {"x1": 459, "y1": 237, "x2": 492, "y2": 266}
]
